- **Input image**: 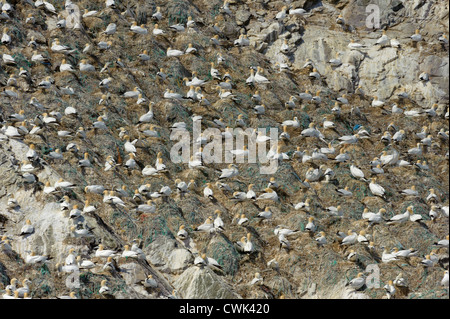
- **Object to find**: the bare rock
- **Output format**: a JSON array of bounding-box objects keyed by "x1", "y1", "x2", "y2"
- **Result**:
[{"x1": 173, "y1": 266, "x2": 241, "y2": 299}]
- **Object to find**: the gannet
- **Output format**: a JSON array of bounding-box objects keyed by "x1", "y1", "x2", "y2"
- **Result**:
[
  {"x1": 387, "y1": 206, "x2": 412, "y2": 225},
  {"x1": 334, "y1": 149, "x2": 349, "y2": 162},
  {"x1": 341, "y1": 230, "x2": 358, "y2": 246},
  {"x1": 366, "y1": 209, "x2": 385, "y2": 226},
  {"x1": 280, "y1": 38, "x2": 290, "y2": 54},
  {"x1": 59, "y1": 195, "x2": 71, "y2": 212},
  {"x1": 185, "y1": 43, "x2": 197, "y2": 54},
  {"x1": 380, "y1": 131, "x2": 392, "y2": 144},
  {"x1": 376, "y1": 30, "x2": 390, "y2": 47},
  {"x1": 254, "y1": 104, "x2": 266, "y2": 115},
  {"x1": 281, "y1": 117, "x2": 300, "y2": 128},
  {"x1": 276, "y1": 6, "x2": 288, "y2": 20},
  {"x1": 70, "y1": 226, "x2": 94, "y2": 238},
  {"x1": 5, "y1": 278, "x2": 18, "y2": 292},
  {"x1": 20, "y1": 219, "x2": 34, "y2": 236},
  {"x1": 210, "y1": 34, "x2": 221, "y2": 46},
  {"x1": 425, "y1": 104, "x2": 437, "y2": 117},
  {"x1": 410, "y1": 29, "x2": 422, "y2": 42},
  {"x1": 284, "y1": 96, "x2": 297, "y2": 109},
  {"x1": 232, "y1": 191, "x2": 247, "y2": 202},
  {"x1": 393, "y1": 273, "x2": 408, "y2": 289},
  {"x1": 338, "y1": 132, "x2": 359, "y2": 145},
  {"x1": 369, "y1": 178, "x2": 386, "y2": 199},
  {"x1": 26, "y1": 251, "x2": 49, "y2": 264},
  {"x1": 208, "y1": 62, "x2": 221, "y2": 80},
  {"x1": 442, "y1": 270, "x2": 449, "y2": 288},
  {"x1": 309, "y1": 68, "x2": 321, "y2": 79},
  {"x1": 193, "y1": 216, "x2": 214, "y2": 233},
  {"x1": 142, "y1": 275, "x2": 158, "y2": 289},
  {"x1": 82, "y1": 200, "x2": 96, "y2": 214},
  {"x1": 419, "y1": 72, "x2": 429, "y2": 81},
  {"x1": 25, "y1": 13, "x2": 35, "y2": 24},
  {"x1": 69, "y1": 205, "x2": 82, "y2": 219},
  {"x1": 6, "y1": 194, "x2": 19, "y2": 210},
  {"x1": 392, "y1": 247, "x2": 418, "y2": 259},
  {"x1": 3, "y1": 125, "x2": 20, "y2": 138},
  {"x1": 234, "y1": 34, "x2": 250, "y2": 47},
  {"x1": 267, "y1": 145, "x2": 289, "y2": 161},
  {"x1": 348, "y1": 39, "x2": 366, "y2": 49},
  {"x1": 346, "y1": 249, "x2": 358, "y2": 262},
  {"x1": 213, "y1": 211, "x2": 225, "y2": 232},
  {"x1": 174, "y1": 179, "x2": 188, "y2": 196},
  {"x1": 99, "y1": 280, "x2": 111, "y2": 295},
  {"x1": 305, "y1": 217, "x2": 316, "y2": 233},
  {"x1": 371, "y1": 96, "x2": 385, "y2": 107},
  {"x1": 233, "y1": 237, "x2": 247, "y2": 254},
  {"x1": 421, "y1": 255, "x2": 435, "y2": 268},
  {"x1": 336, "y1": 14, "x2": 345, "y2": 25},
  {"x1": 347, "y1": 273, "x2": 365, "y2": 290},
  {"x1": 357, "y1": 230, "x2": 369, "y2": 244},
  {"x1": 441, "y1": 205, "x2": 448, "y2": 217},
  {"x1": 51, "y1": 39, "x2": 75, "y2": 54},
  {"x1": 384, "y1": 280, "x2": 396, "y2": 299},
  {"x1": 400, "y1": 185, "x2": 418, "y2": 196},
  {"x1": 219, "y1": 164, "x2": 239, "y2": 179},
  {"x1": 254, "y1": 207, "x2": 272, "y2": 222},
  {"x1": 438, "y1": 128, "x2": 449, "y2": 141},
  {"x1": 20, "y1": 160, "x2": 37, "y2": 173},
  {"x1": 407, "y1": 143, "x2": 422, "y2": 156},
  {"x1": 184, "y1": 73, "x2": 206, "y2": 87},
  {"x1": 308, "y1": 91, "x2": 321, "y2": 106},
  {"x1": 95, "y1": 244, "x2": 117, "y2": 258},
  {"x1": 250, "y1": 91, "x2": 262, "y2": 103},
  {"x1": 203, "y1": 183, "x2": 214, "y2": 199},
  {"x1": 177, "y1": 225, "x2": 189, "y2": 240},
  {"x1": 186, "y1": 16, "x2": 196, "y2": 29},
  {"x1": 16, "y1": 279, "x2": 32, "y2": 298},
  {"x1": 169, "y1": 22, "x2": 185, "y2": 32},
  {"x1": 213, "y1": 182, "x2": 230, "y2": 195},
  {"x1": 254, "y1": 67, "x2": 270, "y2": 83},
  {"x1": 298, "y1": 90, "x2": 313, "y2": 101},
  {"x1": 123, "y1": 152, "x2": 137, "y2": 170},
  {"x1": 1, "y1": 27, "x2": 11, "y2": 45},
  {"x1": 392, "y1": 129, "x2": 405, "y2": 143},
  {"x1": 167, "y1": 47, "x2": 184, "y2": 57},
  {"x1": 429, "y1": 206, "x2": 440, "y2": 221},
  {"x1": 349, "y1": 164, "x2": 367, "y2": 181},
  {"x1": 43, "y1": 181, "x2": 57, "y2": 195},
  {"x1": 370, "y1": 164, "x2": 384, "y2": 175},
  {"x1": 434, "y1": 235, "x2": 449, "y2": 249},
  {"x1": 121, "y1": 245, "x2": 140, "y2": 259},
  {"x1": 382, "y1": 248, "x2": 399, "y2": 263},
  {"x1": 130, "y1": 21, "x2": 148, "y2": 35},
  {"x1": 294, "y1": 198, "x2": 311, "y2": 212},
  {"x1": 99, "y1": 77, "x2": 113, "y2": 89},
  {"x1": 136, "y1": 200, "x2": 156, "y2": 215},
  {"x1": 390, "y1": 38, "x2": 401, "y2": 47},
  {"x1": 301, "y1": 123, "x2": 324, "y2": 139},
  {"x1": 152, "y1": 6, "x2": 163, "y2": 20},
  {"x1": 246, "y1": 69, "x2": 256, "y2": 86},
  {"x1": 249, "y1": 273, "x2": 263, "y2": 286},
  {"x1": 2, "y1": 289, "x2": 14, "y2": 299},
  {"x1": 439, "y1": 34, "x2": 448, "y2": 44}
]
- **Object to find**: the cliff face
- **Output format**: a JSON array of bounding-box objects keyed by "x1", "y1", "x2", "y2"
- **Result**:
[{"x1": 0, "y1": 0, "x2": 448, "y2": 299}]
